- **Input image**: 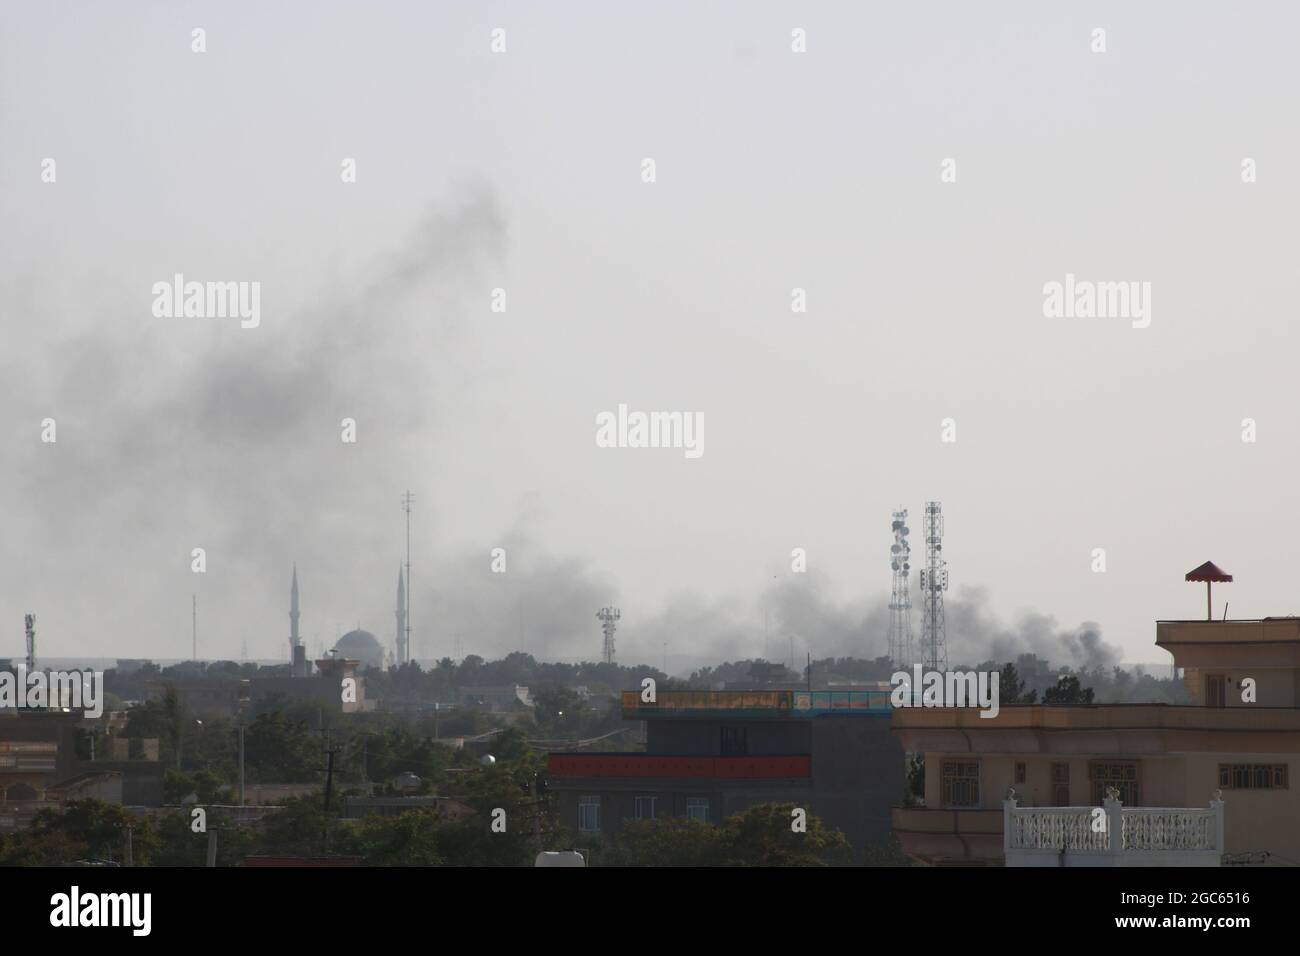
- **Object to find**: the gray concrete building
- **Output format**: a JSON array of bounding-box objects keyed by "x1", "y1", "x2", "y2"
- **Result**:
[{"x1": 548, "y1": 690, "x2": 902, "y2": 862}]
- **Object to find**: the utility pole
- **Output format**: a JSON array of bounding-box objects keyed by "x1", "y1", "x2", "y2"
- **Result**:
[
  {"x1": 317, "y1": 729, "x2": 343, "y2": 856},
  {"x1": 235, "y1": 679, "x2": 249, "y2": 807},
  {"x1": 401, "y1": 490, "x2": 414, "y2": 666},
  {"x1": 320, "y1": 730, "x2": 342, "y2": 812}
]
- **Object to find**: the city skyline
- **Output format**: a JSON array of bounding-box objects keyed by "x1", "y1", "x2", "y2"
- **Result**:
[{"x1": 4, "y1": 4, "x2": 1298, "y2": 666}]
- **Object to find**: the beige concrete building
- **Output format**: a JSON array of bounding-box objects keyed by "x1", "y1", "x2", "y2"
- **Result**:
[{"x1": 892, "y1": 616, "x2": 1300, "y2": 865}]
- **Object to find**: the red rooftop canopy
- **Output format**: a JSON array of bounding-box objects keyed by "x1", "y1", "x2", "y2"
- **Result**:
[
  {"x1": 1186, "y1": 561, "x2": 1232, "y2": 620},
  {"x1": 1185, "y1": 561, "x2": 1233, "y2": 582}
]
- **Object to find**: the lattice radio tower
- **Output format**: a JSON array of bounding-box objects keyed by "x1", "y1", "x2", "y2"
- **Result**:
[
  {"x1": 919, "y1": 501, "x2": 948, "y2": 671},
  {"x1": 887, "y1": 509, "x2": 914, "y2": 667},
  {"x1": 597, "y1": 607, "x2": 620, "y2": 664}
]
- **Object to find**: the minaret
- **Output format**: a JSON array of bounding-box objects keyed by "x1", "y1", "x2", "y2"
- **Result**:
[
  {"x1": 395, "y1": 566, "x2": 407, "y2": 667},
  {"x1": 290, "y1": 564, "x2": 301, "y2": 659}
]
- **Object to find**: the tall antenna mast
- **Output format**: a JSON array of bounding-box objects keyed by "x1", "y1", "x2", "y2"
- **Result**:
[
  {"x1": 919, "y1": 501, "x2": 948, "y2": 671},
  {"x1": 888, "y1": 508, "x2": 914, "y2": 667},
  {"x1": 401, "y1": 490, "x2": 414, "y2": 666},
  {"x1": 192, "y1": 595, "x2": 197, "y2": 662},
  {"x1": 24, "y1": 614, "x2": 36, "y2": 672},
  {"x1": 597, "y1": 607, "x2": 620, "y2": 664}
]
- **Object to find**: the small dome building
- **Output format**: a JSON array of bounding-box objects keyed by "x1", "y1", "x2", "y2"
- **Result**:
[{"x1": 333, "y1": 628, "x2": 384, "y2": 670}]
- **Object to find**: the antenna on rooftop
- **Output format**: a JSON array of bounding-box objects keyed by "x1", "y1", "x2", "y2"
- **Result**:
[
  {"x1": 919, "y1": 501, "x2": 948, "y2": 671},
  {"x1": 888, "y1": 508, "x2": 914, "y2": 667}
]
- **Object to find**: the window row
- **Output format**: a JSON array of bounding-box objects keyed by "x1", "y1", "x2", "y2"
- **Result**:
[
  {"x1": 938, "y1": 758, "x2": 1293, "y2": 807},
  {"x1": 577, "y1": 795, "x2": 711, "y2": 832}
]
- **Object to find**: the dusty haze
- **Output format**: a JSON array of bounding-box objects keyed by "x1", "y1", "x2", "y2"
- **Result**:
[{"x1": 2, "y1": 3, "x2": 1297, "y2": 669}]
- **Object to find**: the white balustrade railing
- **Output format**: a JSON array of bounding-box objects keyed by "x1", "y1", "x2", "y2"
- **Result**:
[
  {"x1": 1002, "y1": 792, "x2": 1224, "y2": 864},
  {"x1": 1121, "y1": 807, "x2": 1218, "y2": 851},
  {"x1": 1006, "y1": 807, "x2": 1108, "y2": 851}
]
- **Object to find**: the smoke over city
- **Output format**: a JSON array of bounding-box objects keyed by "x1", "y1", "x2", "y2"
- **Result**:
[
  {"x1": 3, "y1": 191, "x2": 506, "y2": 659},
  {"x1": 416, "y1": 543, "x2": 1123, "y2": 673},
  {"x1": 6, "y1": 184, "x2": 1124, "y2": 675}
]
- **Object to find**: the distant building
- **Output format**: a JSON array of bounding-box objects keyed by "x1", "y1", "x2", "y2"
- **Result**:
[
  {"x1": 0, "y1": 771, "x2": 124, "y2": 833},
  {"x1": 332, "y1": 630, "x2": 384, "y2": 670},
  {"x1": 144, "y1": 662, "x2": 369, "y2": 717},
  {"x1": 457, "y1": 685, "x2": 532, "y2": 711},
  {"x1": 0, "y1": 710, "x2": 81, "y2": 794},
  {"x1": 314, "y1": 656, "x2": 371, "y2": 713},
  {"x1": 892, "y1": 613, "x2": 1300, "y2": 865},
  {"x1": 548, "y1": 690, "x2": 902, "y2": 861},
  {"x1": 339, "y1": 795, "x2": 474, "y2": 820}
]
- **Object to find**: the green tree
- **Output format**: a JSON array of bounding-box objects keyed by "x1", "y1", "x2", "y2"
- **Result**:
[
  {"x1": 0, "y1": 799, "x2": 157, "y2": 865},
  {"x1": 0, "y1": 827, "x2": 86, "y2": 866},
  {"x1": 903, "y1": 753, "x2": 925, "y2": 806},
  {"x1": 352, "y1": 809, "x2": 445, "y2": 865},
  {"x1": 860, "y1": 835, "x2": 917, "y2": 866},
  {"x1": 999, "y1": 663, "x2": 1039, "y2": 704},
  {"x1": 601, "y1": 817, "x2": 726, "y2": 866},
  {"x1": 437, "y1": 763, "x2": 554, "y2": 866},
  {"x1": 150, "y1": 808, "x2": 255, "y2": 866},
  {"x1": 532, "y1": 685, "x2": 583, "y2": 738},
  {"x1": 249, "y1": 796, "x2": 335, "y2": 858},
  {"x1": 243, "y1": 711, "x2": 319, "y2": 782},
  {"x1": 161, "y1": 685, "x2": 187, "y2": 768},
  {"x1": 598, "y1": 802, "x2": 849, "y2": 867},
  {"x1": 489, "y1": 726, "x2": 531, "y2": 763},
  {"x1": 720, "y1": 803, "x2": 850, "y2": 866},
  {"x1": 1043, "y1": 674, "x2": 1095, "y2": 704}
]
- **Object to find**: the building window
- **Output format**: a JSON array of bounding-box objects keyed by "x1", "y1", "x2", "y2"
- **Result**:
[
  {"x1": 1206, "y1": 675, "x2": 1227, "y2": 709},
  {"x1": 1090, "y1": 761, "x2": 1140, "y2": 806},
  {"x1": 1219, "y1": 764, "x2": 1288, "y2": 790},
  {"x1": 941, "y1": 760, "x2": 980, "y2": 807},
  {"x1": 1051, "y1": 762, "x2": 1070, "y2": 806},
  {"x1": 634, "y1": 796, "x2": 657, "y2": 820},
  {"x1": 1014, "y1": 762, "x2": 1026, "y2": 785},
  {"x1": 720, "y1": 726, "x2": 748, "y2": 756},
  {"x1": 578, "y1": 796, "x2": 600, "y2": 832},
  {"x1": 686, "y1": 797, "x2": 710, "y2": 823}
]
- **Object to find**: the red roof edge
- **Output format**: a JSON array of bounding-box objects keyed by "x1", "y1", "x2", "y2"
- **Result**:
[{"x1": 1185, "y1": 561, "x2": 1233, "y2": 582}]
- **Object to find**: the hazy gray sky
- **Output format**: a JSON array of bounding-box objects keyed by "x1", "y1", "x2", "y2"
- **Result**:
[{"x1": 3, "y1": 2, "x2": 1298, "y2": 668}]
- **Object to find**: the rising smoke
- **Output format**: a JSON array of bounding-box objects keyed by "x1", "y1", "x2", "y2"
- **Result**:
[
  {"x1": 413, "y1": 549, "x2": 1122, "y2": 673},
  {"x1": 2, "y1": 190, "x2": 506, "y2": 658}
]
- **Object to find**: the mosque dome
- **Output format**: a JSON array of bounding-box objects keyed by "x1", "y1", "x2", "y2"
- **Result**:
[{"x1": 334, "y1": 629, "x2": 385, "y2": 669}]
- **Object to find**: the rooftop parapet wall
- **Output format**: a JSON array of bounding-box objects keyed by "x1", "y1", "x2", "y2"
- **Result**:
[
  {"x1": 892, "y1": 704, "x2": 1300, "y2": 755},
  {"x1": 892, "y1": 703, "x2": 1300, "y2": 731},
  {"x1": 548, "y1": 752, "x2": 812, "y2": 779},
  {"x1": 622, "y1": 689, "x2": 892, "y2": 719},
  {"x1": 1157, "y1": 619, "x2": 1300, "y2": 670},
  {"x1": 1157, "y1": 618, "x2": 1300, "y2": 646}
]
